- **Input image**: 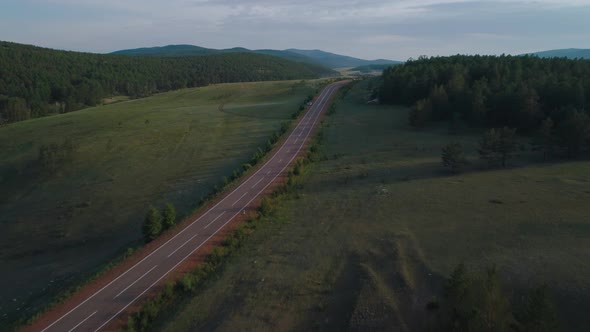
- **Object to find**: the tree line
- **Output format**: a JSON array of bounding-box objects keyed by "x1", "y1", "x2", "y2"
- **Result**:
[
  {"x1": 0, "y1": 41, "x2": 325, "y2": 124},
  {"x1": 380, "y1": 55, "x2": 590, "y2": 159}
]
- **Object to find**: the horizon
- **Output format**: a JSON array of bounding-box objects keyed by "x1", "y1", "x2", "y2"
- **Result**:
[
  {"x1": 2, "y1": 39, "x2": 589, "y2": 62},
  {"x1": 1, "y1": 0, "x2": 589, "y2": 61}
]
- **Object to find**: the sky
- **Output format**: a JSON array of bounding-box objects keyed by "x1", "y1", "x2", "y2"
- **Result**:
[{"x1": 1, "y1": 0, "x2": 589, "y2": 61}]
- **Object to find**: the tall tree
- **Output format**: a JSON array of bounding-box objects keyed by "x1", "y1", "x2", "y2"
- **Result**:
[
  {"x1": 409, "y1": 99, "x2": 432, "y2": 128},
  {"x1": 516, "y1": 285, "x2": 559, "y2": 332},
  {"x1": 478, "y1": 127, "x2": 517, "y2": 168},
  {"x1": 558, "y1": 110, "x2": 590, "y2": 158},
  {"x1": 477, "y1": 266, "x2": 513, "y2": 332},
  {"x1": 538, "y1": 117, "x2": 555, "y2": 161}
]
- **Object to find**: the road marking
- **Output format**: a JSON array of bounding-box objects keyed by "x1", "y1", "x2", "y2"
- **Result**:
[
  {"x1": 204, "y1": 211, "x2": 226, "y2": 229},
  {"x1": 231, "y1": 192, "x2": 249, "y2": 207},
  {"x1": 68, "y1": 311, "x2": 97, "y2": 332},
  {"x1": 279, "y1": 159, "x2": 283, "y2": 162},
  {"x1": 266, "y1": 170, "x2": 271, "y2": 175},
  {"x1": 167, "y1": 233, "x2": 199, "y2": 258},
  {"x1": 114, "y1": 265, "x2": 158, "y2": 299},
  {"x1": 294, "y1": 138, "x2": 298, "y2": 144},
  {"x1": 42, "y1": 82, "x2": 345, "y2": 332},
  {"x1": 251, "y1": 177, "x2": 264, "y2": 188}
]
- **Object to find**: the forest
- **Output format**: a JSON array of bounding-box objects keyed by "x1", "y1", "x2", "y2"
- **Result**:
[
  {"x1": 0, "y1": 41, "x2": 330, "y2": 124},
  {"x1": 379, "y1": 55, "x2": 590, "y2": 157}
]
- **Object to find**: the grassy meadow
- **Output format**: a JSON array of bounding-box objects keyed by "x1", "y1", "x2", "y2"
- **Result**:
[
  {"x1": 158, "y1": 80, "x2": 590, "y2": 331},
  {"x1": 0, "y1": 79, "x2": 321, "y2": 327}
]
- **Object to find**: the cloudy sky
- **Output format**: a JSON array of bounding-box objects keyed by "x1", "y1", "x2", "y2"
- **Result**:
[{"x1": 1, "y1": 0, "x2": 589, "y2": 61}]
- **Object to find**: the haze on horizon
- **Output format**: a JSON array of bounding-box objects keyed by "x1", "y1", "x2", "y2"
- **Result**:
[{"x1": 1, "y1": 0, "x2": 590, "y2": 61}]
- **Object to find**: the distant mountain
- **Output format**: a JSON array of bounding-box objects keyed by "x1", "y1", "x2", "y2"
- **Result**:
[
  {"x1": 112, "y1": 45, "x2": 400, "y2": 69},
  {"x1": 111, "y1": 44, "x2": 217, "y2": 56},
  {"x1": 112, "y1": 45, "x2": 314, "y2": 63},
  {"x1": 287, "y1": 49, "x2": 401, "y2": 68},
  {"x1": 525, "y1": 48, "x2": 590, "y2": 59}
]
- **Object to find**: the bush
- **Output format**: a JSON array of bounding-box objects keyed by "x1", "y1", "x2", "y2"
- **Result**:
[
  {"x1": 143, "y1": 207, "x2": 162, "y2": 242},
  {"x1": 260, "y1": 197, "x2": 274, "y2": 216},
  {"x1": 162, "y1": 203, "x2": 176, "y2": 230},
  {"x1": 441, "y1": 142, "x2": 466, "y2": 173}
]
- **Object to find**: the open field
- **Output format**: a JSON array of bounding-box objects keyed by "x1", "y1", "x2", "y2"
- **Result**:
[
  {"x1": 0, "y1": 79, "x2": 320, "y2": 328},
  {"x1": 158, "y1": 80, "x2": 590, "y2": 331}
]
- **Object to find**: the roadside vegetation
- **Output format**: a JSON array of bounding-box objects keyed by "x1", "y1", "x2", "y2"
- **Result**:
[
  {"x1": 0, "y1": 79, "x2": 323, "y2": 329},
  {"x1": 120, "y1": 84, "x2": 339, "y2": 332},
  {"x1": 157, "y1": 80, "x2": 589, "y2": 331}
]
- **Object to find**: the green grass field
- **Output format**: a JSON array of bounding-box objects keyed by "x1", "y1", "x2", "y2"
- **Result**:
[
  {"x1": 158, "y1": 80, "x2": 590, "y2": 331},
  {"x1": 0, "y1": 79, "x2": 321, "y2": 327}
]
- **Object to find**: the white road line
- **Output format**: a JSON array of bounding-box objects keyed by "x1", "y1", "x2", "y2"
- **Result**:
[
  {"x1": 231, "y1": 192, "x2": 249, "y2": 207},
  {"x1": 266, "y1": 170, "x2": 271, "y2": 175},
  {"x1": 279, "y1": 159, "x2": 283, "y2": 162},
  {"x1": 251, "y1": 177, "x2": 264, "y2": 189},
  {"x1": 68, "y1": 311, "x2": 97, "y2": 332},
  {"x1": 167, "y1": 233, "x2": 199, "y2": 258},
  {"x1": 204, "y1": 211, "x2": 226, "y2": 229},
  {"x1": 114, "y1": 265, "x2": 158, "y2": 299},
  {"x1": 294, "y1": 138, "x2": 298, "y2": 144}
]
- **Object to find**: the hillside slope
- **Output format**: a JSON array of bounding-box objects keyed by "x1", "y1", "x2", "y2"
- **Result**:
[
  {"x1": 0, "y1": 80, "x2": 320, "y2": 329},
  {"x1": 287, "y1": 48, "x2": 401, "y2": 68},
  {"x1": 0, "y1": 41, "x2": 328, "y2": 124},
  {"x1": 526, "y1": 48, "x2": 590, "y2": 59}
]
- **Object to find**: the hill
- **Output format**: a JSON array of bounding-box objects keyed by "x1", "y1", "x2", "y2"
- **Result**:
[
  {"x1": 525, "y1": 48, "x2": 590, "y2": 59},
  {"x1": 110, "y1": 44, "x2": 216, "y2": 56},
  {"x1": 287, "y1": 48, "x2": 401, "y2": 68},
  {"x1": 112, "y1": 45, "x2": 313, "y2": 63},
  {"x1": 112, "y1": 44, "x2": 400, "y2": 69},
  {"x1": 0, "y1": 80, "x2": 321, "y2": 329},
  {"x1": 0, "y1": 41, "x2": 330, "y2": 125}
]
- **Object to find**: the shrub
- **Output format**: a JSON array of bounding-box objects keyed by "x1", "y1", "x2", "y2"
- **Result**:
[
  {"x1": 143, "y1": 207, "x2": 162, "y2": 242},
  {"x1": 441, "y1": 142, "x2": 466, "y2": 173},
  {"x1": 162, "y1": 203, "x2": 176, "y2": 230},
  {"x1": 260, "y1": 197, "x2": 274, "y2": 216}
]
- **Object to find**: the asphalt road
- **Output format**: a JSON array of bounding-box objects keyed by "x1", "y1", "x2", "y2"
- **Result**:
[{"x1": 38, "y1": 80, "x2": 348, "y2": 332}]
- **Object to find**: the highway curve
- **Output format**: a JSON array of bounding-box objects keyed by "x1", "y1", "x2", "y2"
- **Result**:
[{"x1": 34, "y1": 80, "x2": 349, "y2": 332}]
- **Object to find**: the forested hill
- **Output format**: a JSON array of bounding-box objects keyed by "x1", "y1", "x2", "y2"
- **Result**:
[
  {"x1": 0, "y1": 41, "x2": 327, "y2": 124},
  {"x1": 380, "y1": 55, "x2": 590, "y2": 131}
]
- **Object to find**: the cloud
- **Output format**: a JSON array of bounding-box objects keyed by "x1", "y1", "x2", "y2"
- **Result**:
[{"x1": 2, "y1": 0, "x2": 589, "y2": 60}]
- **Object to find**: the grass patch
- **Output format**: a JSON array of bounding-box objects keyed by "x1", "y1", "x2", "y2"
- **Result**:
[
  {"x1": 158, "y1": 79, "x2": 590, "y2": 331},
  {"x1": 0, "y1": 79, "x2": 325, "y2": 329}
]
